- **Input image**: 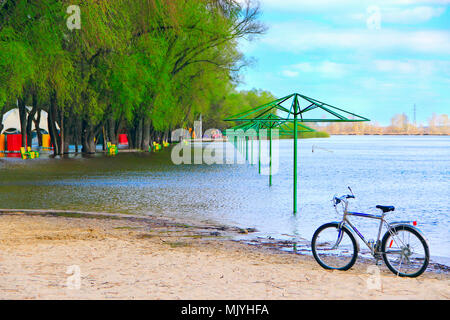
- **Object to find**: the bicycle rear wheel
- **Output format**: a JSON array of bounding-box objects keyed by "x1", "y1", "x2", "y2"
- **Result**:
[
  {"x1": 381, "y1": 224, "x2": 429, "y2": 277},
  {"x1": 311, "y1": 222, "x2": 358, "y2": 270}
]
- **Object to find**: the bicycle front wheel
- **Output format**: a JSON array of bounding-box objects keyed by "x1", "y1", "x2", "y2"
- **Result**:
[
  {"x1": 381, "y1": 224, "x2": 429, "y2": 277},
  {"x1": 311, "y1": 222, "x2": 358, "y2": 271}
]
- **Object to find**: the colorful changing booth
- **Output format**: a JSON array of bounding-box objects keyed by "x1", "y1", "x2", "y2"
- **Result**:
[{"x1": 118, "y1": 134, "x2": 128, "y2": 145}]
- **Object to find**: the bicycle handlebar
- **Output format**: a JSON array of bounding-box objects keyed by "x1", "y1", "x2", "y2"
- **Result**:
[
  {"x1": 335, "y1": 194, "x2": 354, "y2": 200},
  {"x1": 333, "y1": 194, "x2": 355, "y2": 205},
  {"x1": 333, "y1": 187, "x2": 356, "y2": 206}
]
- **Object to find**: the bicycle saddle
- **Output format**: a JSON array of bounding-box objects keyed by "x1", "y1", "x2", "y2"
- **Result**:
[{"x1": 376, "y1": 205, "x2": 395, "y2": 213}]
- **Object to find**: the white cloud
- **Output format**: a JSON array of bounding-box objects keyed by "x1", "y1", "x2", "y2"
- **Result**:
[
  {"x1": 318, "y1": 61, "x2": 347, "y2": 76},
  {"x1": 396, "y1": 0, "x2": 450, "y2": 4},
  {"x1": 281, "y1": 70, "x2": 300, "y2": 77},
  {"x1": 291, "y1": 63, "x2": 314, "y2": 73},
  {"x1": 282, "y1": 61, "x2": 349, "y2": 78},
  {"x1": 281, "y1": 59, "x2": 450, "y2": 79},
  {"x1": 261, "y1": 23, "x2": 450, "y2": 54},
  {"x1": 373, "y1": 59, "x2": 450, "y2": 75},
  {"x1": 348, "y1": 5, "x2": 446, "y2": 24},
  {"x1": 250, "y1": 0, "x2": 450, "y2": 12},
  {"x1": 374, "y1": 60, "x2": 417, "y2": 73},
  {"x1": 383, "y1": 6, "x2": 445, "y2": 23}
]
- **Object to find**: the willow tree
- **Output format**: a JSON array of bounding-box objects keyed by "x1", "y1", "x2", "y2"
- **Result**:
[
  {"x1": 0, "y1": 0, "x2": 266, "y2": 154},
  {"x1": 0, "y1": 0, "x2": 69, "y2": 154},
  {"x1": 123, "y1": 0, "x2": 266, "y2": 148}
]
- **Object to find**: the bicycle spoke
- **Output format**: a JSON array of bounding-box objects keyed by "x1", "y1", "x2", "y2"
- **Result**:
[
  {"x1": 383, "y1": 227, "x2": 428, "y2": 277},
  {"x1": 398, "y1": 255, "x2": 404, "y2": 274}
]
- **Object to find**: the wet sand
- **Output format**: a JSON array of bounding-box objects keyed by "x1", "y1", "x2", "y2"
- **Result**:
[{"x1": 0, "y1": 212, "x2": 448, "y2": 300}]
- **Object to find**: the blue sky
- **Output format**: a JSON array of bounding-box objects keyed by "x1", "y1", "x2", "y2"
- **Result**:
[{"x1": 237, "y1": 0, "x2": 450, "y2": 125}]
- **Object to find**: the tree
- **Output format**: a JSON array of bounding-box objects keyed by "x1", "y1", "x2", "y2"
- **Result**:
[{"x1": 0, "y1": 0, "x2": 267, "y2": 154}]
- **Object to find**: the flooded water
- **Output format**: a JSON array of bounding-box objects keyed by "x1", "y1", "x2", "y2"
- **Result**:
[{"x1": 0, "y1": 136, "x2": 449, "y2": 266}]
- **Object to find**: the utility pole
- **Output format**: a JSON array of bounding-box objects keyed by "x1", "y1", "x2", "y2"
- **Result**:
[{"x1": 413, "y1": 104, "x2": 417, "y2": 125}]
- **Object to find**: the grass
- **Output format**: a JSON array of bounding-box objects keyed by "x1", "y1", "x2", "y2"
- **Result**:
[
  {"x1": 175, "y1": 223, "x2": 194, "y2": 229},
  {"x1": 44, "y1": 212, "x2": 120, "y2": 220},
  {"x1": 280, "y1": 131, "x2": 330, "y2": 139},
  {"x1": 137, "y1": 234, "x2": 154, "y2": 239},
  {"x1": 166, "y1": 241, "x2": 190, "y2": 248},
  {"x1": 114, "y1": 226, "x2": 142, "y2": 230}
]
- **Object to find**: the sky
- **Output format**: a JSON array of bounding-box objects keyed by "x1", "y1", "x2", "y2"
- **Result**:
[{"x1": 236, "y1": 0, "x2": 450, "y2": 126}]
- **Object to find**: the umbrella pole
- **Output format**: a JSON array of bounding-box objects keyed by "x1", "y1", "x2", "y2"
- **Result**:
[
  {"x1": 245, "y1": 136, "x2": 248, "y2": 162},
  {"x1": 258, "y1": 133, "x2": 261, "y2": 174},
  {"x1": 241, "y1": 136, "x2": 243, "y2": 154},
  {"x1": 269, "y1": 128, "x2": 272, "y2": 187},
  {"x1": 293, "y1": 107, "x2": 298, "y2": 215},
  {"x1": 238, "y1": 136, "x2": 241, "y2": 153},
  {"x1": 251, "y1": 136, "x2": 254, "y2": 165}
]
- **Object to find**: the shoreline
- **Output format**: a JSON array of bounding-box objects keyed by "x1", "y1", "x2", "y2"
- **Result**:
[
  {"x1": 329, "y1": 133, "x2": 449, "y2": 136},
  {"x1": 2, "y1": 208, "x2": 448, "y2": 273},
  {"x1": 0, "y1": 210, "x2": 448, "y2": 299}
]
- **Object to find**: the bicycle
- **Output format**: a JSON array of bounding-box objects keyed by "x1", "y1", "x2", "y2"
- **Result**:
[{"x1": 311, "y1": 187, "x2": 430, "y2": 277}]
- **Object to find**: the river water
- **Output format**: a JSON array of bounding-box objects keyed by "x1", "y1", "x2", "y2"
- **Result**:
[{"x1": 0, "y1": 136, "x2": 448, "y2": 266}]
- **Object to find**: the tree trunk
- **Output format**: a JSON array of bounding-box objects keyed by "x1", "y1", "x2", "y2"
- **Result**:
[
  {"x1": 81, "y1": 120, "x2": 96, "y2": 154},
  {"x1": 63, "y1": 113, "x2": 72, "y2": 154},
  {"x1": 116, "y1": 117, "x2": 123, "y2": 142},
  {"x1": 81, "y1": 119, "x2": 103, "y2": 154},
  {"x1": 128, "y1": 124, "x2": 135, "y2": 149},
  {"x1": 141, "y1": 121, "x2": 150, "y2": 151},
  {"x1": 83, "y1": 136, "x2": 96, "y2": 154},
  {"x1": 135, "y1": 119, "x2": 143, "y2": 150},
  {"x1": 48, "y1": 93, "x2": 61, "y2": 156},
  {"x1": 47, "y1": 112, "x2": 59, "y2": 156},
  {"x1": 100, "y1": 126, "x2": 105, "y2": 151},
  {"x1": 59, "y1": 109, "x2": 64, "y2": 156},
  {"x1": 168, "y1": 126, "x2": 172, "y2": 143},
  {"x1": 107, "y1": 118, "x2": 117, "y2": 145},
  {"x1": 63, "y1": 130, "x2": 70, "y2": 154},
  {"x1": 18, "y1": 97, "x2": 28, "y2": 147},
  {"x1": 26, "y1": 106, "x2": 37, "y2": 148},
  {"x1": 33, "y1": 108, "x2": 42, "y2": 147},
  {"x1": 25, "y1": 91, "x2": 38, "y2": 148},
  {"x1": 74, "y1": 119, "x2": 80, "y2": 153},
  {"x1": 0, "y1": 105, "x2": 7, "y2": 134}
]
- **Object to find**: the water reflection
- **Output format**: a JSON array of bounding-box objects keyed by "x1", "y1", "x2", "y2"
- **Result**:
[{"x1": 0, "y1": 136, "x2": 449, "y2": 265}]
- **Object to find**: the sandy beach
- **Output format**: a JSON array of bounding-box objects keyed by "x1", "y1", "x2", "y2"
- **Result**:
[{"x1": 0, "y1": 212, "x2": 448, "y2": 300}]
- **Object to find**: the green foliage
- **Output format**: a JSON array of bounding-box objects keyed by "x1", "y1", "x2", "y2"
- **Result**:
[
  {"x1": 0, "y1": 27, "x2": 34, "y2": 106},
  {"x1": 0, "y1": 0, "x2": 268, "y2": 150},
  {"x1": 202, "y1": 88, "x2": 277, "y2": 130},
  {"x1": 280, "y1": 131, "x2": 330, "y2": 139}
]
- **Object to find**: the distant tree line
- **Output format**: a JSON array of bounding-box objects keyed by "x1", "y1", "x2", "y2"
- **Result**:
[
  {"x1": 319, "y1": 113, "x2": 449, "y2": 135},
  {"x1": 0, "y1": 0, "x2": 272, "y2": 155}
]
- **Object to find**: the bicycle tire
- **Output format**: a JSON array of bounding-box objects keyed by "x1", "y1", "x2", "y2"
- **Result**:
[
  {"x1": 311, "y1": 222, "x2": 358, "y2": 271},
  {"x1": 381, "y1": 224, "x2": 430, "y2": 277}
]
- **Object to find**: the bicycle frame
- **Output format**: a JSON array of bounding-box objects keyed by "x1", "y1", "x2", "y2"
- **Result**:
[{"x1": 336, "y1": 197, "x2": 390, "y2": 256}]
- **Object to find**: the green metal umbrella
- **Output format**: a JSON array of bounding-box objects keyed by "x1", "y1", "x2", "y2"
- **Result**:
[
  {"x1": 224, "y1": 93, "x2": 370, "y2": 214},
  {"x1": 225, "y1": 113, "x2": 315, "y2": 185}
]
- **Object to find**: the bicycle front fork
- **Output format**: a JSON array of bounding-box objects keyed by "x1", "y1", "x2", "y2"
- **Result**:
[
  {"x1": 331, "y1": 228, "x2": 344, "y2": 250},
  {"x1": 369, "y1": 240, "x2": 382, "y2": 264}
]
